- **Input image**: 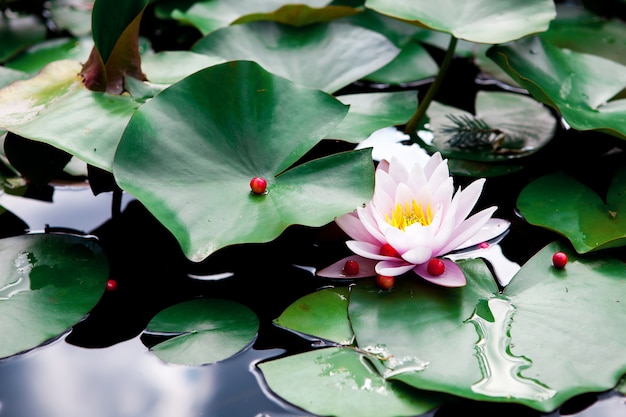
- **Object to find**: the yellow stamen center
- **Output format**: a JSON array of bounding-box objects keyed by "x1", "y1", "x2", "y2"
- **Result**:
[{"x1": 386, "y1": 201, "x2": 432, "y2": 231}]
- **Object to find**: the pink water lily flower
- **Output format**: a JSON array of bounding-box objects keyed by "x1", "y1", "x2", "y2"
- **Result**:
[{"x1": 335, "y1": 152, "x2": 497, "y2": 287}]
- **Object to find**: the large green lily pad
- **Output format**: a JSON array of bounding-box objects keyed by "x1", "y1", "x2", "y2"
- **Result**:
[
  {"x1": 114, "y1": 60, "x2": 374, "y2": 262},
  {"x1": 259, "y1": 346, "x2": 447, "y2": 417},
  {"x1": 330, "y1": 90, "x2": 418, "y2": 142},
  {"x1": 0, "y1": 233, "x2": 109, "y2": 358},
  {"x1": 488, "y1": 36, "x2": 626, "y2": 140},
  {"x1": 0, "y1": 60, "x2": 142, "y2": 171},
  {"x1": 0, "y1": 14, "x2": 47, "y2": 63},
  {"x1": 517, "y1": 169, "x2": 626, "y2": 253},
  {"x1": 364, "y1": 0, "x2": 556, "y2": 44},
  {"x1": 192, "y1": 21, "x2": 400, "y2": 93},
  {"x1": 266, "y1": 241, "x2": 626, "y2": 412},
  {"x1": 144, "y1": 298, "x2": 259, "y2": 366}
]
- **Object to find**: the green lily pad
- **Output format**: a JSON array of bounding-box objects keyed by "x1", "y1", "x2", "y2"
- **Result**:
[
  {"x1": 114, "y1": 60, "x2": 374, "y2": 262},
  {"x1": 0, "y1": 60, "x2": 142, "y2": 171},
  {"x1": 364, "y1": 0, "x2": 556, "y2": 44},
  {"x1": 156, "y1": 0, "x2": 331, "y2": 35},
  {"x1": 274, "y1": 286, "x2": 353, "y2": 344},
  {"x1": 541, "y1": 13, "x2": 626, "y2": 67},
  {"x1": 425, "y1": 91, "x2": 556, "y2": 160},
  {"x1": 192, "y1": 21, "x2": 400, "y2": 93},
  {"x1": 259, "y1": 347, "x2": 447, "y2": 417},
  {"x1": 233, "y1": 4, "x2": 362, "y2": 26},
  {"x1": 0, "y1": 14, "x2": 47, "y2": 63},
  {"x1": 144, "y1": 298, "x2": 259, "y2": 366},
  {"x1": 4, "y1": 37, "x2": 94, "y2": 73},
  {"x1": 330, "y1": 90, "x2": 417, "y2": 142},
  {"x1": 47, "y1": 0, "x2": 93, "y2": 37},
  {"x1": 141, "y1": 51, "x2": 226, "y2": 85},
  {"x1": 347, "y1": 242, "x2": 626, "y2": 411},
  {"x1": 365, "y1": 40, "x2": 438, "y2": 85},
  {"x1": 270, "y1": 241, "x2": 626, "y2": 411},
  {"x1": 488, "y1": 36, "x2": 626, "y2": 140},
  {"x1": 517, "y1": 169, "x2": 626, "y2": 253},
  {"x1": 0, "y1": 66, "x2": 29, "y2": 88},
  {"x1": 0, "y1": 233, "x2": 109, "y2": 358}
]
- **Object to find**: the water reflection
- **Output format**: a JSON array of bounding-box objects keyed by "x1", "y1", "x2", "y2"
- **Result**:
[{"x1": 0, "y1": 337, "x2": 304, "y2": 417}]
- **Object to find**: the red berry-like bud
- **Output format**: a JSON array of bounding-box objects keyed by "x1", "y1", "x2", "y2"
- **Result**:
[
  {"x1": 552, "y1": 252, "x2": 568, "y2": 269},
  {"x1": 380, "y1": 243, "x2": 398, "y2": 257},
  {"x1": 343, "y1": 259, "x2": 359, "y2": 276},
  {"x1": 427, "y1": 259, "x2": 445, "y2": 276},
  {"x1": 106, "y1": 279, "x2": 118, "y2": 291},
  {"x1": 479, "y1": 242, "x2": 490, "y2": 249},
  {"x1": 250, "y1": 177, "x2": 267, "y2": 194},
  {"x1": 376, "y1": 274, "x2": 395, "y2": 290}
]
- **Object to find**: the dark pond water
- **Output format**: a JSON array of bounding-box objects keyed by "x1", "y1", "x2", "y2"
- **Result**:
[{"x1": 0, "y1": 170, "x2": 624, "y2": 417}]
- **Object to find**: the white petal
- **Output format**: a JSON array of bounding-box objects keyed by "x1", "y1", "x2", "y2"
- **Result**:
[
  {"x1": 452, "y1": 178, "x2": 486, "y2": 226},
  {"x1": 423, "y1": 152, "x2": 444, "y2": 178},
  {"x1": 376, "y1": 260, "x2": 415, "y2": 276},
  {"x1": 437, "y1": 206, "x2": 498, "y2": 255},
  {"x1": 401, "y1": 246, "x2": 432, "y2": 264}
]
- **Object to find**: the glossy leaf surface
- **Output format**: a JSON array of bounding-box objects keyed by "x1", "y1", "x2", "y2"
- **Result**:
[
  {"x1": 330, "y1": 91, "x2": 417, "y2": 142},
  {"x1": 364, "y1": 0, "x2": 555, "y2": 43},
  {"x1": 517, "y1": 169, "x2": 626, "y2": 253},
  {"x1": 0, "y1": 60, "x2": 142, "y2": 171},
  {"x1": 259, "y1": 347, "x2": 446, "y2": 417},
  {"x1": 488, "y1": 36, "x2": 626, "y2": 140},
  {"x1": 192, "y1": 21, "x2": 400, "y2": 93},
  {"x1": 233, "y1": 4, "x2": 361, "y2": 26},
  {"x1": 270, "y1": 242, "x2": 626, "y2": 412},
  {"x1": 0, "y1": 233, "x2": 109, "y2": 358},
  {"x1": 4, "y1": 37, "x2": 93, "y2": 73},
  {"x1": 114, "y1": 61, "x2": 374, "y2": 261},
  {"x1": 144, "y1": 298, "x2": 259, "y2": 366},
  {"x1": 274, "y1": 287, "x2": 353, "y2": 344},
  {"x1": 156, "y1": 0, "x2": 331, "y2": 35}
]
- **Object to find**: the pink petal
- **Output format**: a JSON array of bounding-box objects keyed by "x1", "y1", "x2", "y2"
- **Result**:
[
  {"x1": 437, "y1": 206, "x2": 498, "y2": 255},
  {"x1": 451, "y1": 179, "x2": 486, "y2": 227},
  {"x1": 316, "y1": 255, "x2": 377, "y2": 279},
  {"x1": 423, "y1": 152, "x2": 444, "y2": 178},
  {"x1": 336, "y1": 212, "x2": 378, "y2": 244},
  {"x1": 376, "y1": 260, "x2": 415, "y2": 276},
  {"x1": 346, "y1": 240, "x2": 389, "y2": 260},
  {"x1": 414, "y1": 259, "x2": 466, "y2": 287}
]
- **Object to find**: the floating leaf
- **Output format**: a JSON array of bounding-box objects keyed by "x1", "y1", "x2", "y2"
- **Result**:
[
  {"x1": 47, "y1": 0, "x2": 93, "y2": 37},
  {"x1": 0, "y1": 60, "x2": 142, "y2": 171},
  {"x1": 488, "y1": 36, "x2": 626, "y2": 140},
  {"x1": 517, "y1": 169, "x2": 626, "y2": 253},
  {"x1": 155, "y1": 0, "x2": 331, "y2": 35},
  {"x1": 233, "y1": 4, "x2": 361, "y2": 26},
  {"x1": 0, "y1": 233, "x2": 109, "y2": 358},
  {"x1": 425, "y1": 91, "x2": 557, "y2": 161},
  {"x1": 364, "y1": 0, "x2": 556, "y2": 44},
  {"x1": 114, "y1": 61, "x2": 374, "y2": 261},
  {"x1": 274, "y1": 287, "x2": 353, "y2": 344},
  {"x1": 4, "y1": 37, "x2": 94, "y2": 73},
  {"x1": 144, "y1": 298, "x2": 259, "y2": 366},
  {"x1": 0, "y1": 66, "x2": 29, "y2": 88},
  {"x1": 329, "y1": 91, "x2": 417, "y2": 142},
  {"x1": 192, "y1": 21, "x2": 400, "y2": 93},
  {"x1": 259, "y1": 347, "x2": 447, "y2": 417},
  {"x1": 141, "y1": 51, "x2": 225, "y2": 85},
  {"x1": 348, "y1": 242, "x2": 626, "y2": 411}
]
